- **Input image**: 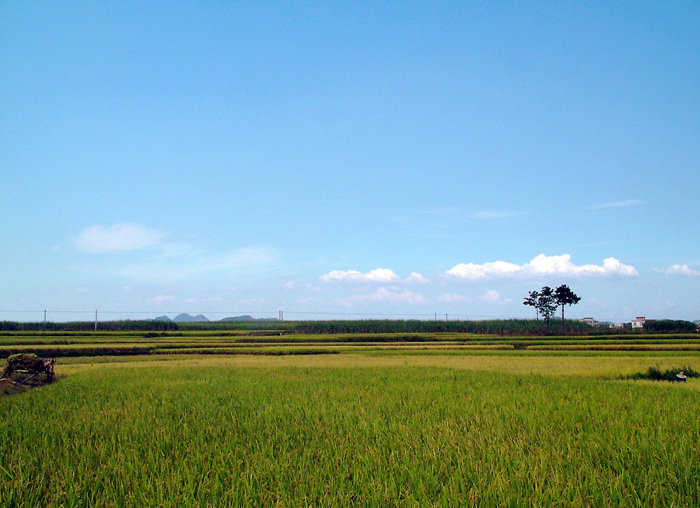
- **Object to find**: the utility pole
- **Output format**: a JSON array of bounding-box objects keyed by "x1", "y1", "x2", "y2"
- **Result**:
[
  {"x1": 44, "y1": 310, "x2": 47, "y2": 324},
  {"x1": 279, "y1": 310, "x2": 283, "y2": 321},
  {"x1": 95, "y1": 309, "x2": 98, "y2": 331}
]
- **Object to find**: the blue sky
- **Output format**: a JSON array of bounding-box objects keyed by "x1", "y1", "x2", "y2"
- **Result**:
[{"x1": 1, "y1": 1, "x2": 699, "y2": 322}]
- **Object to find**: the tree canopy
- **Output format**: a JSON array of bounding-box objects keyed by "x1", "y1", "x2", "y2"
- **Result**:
[
  {"x1": 554, "y1": 284, "x2": 581, "y2": 333},
  {"x1": 537, "y1": 286, "x2": 558, "y2": 325},
  {"x1": 524, "y1": 284, "x2": 581, "y2": 332}
]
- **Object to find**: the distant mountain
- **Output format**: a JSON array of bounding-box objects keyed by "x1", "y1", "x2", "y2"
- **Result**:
[
  {"x1": 152, "y1": 314, "x2": 278, "y2": 323},
  {"x1": 173, "y1": 313, "x2": 210, "y2": 323},
  {"x1": 219, "y1": 315, "x2": 256, "y2": 322}
]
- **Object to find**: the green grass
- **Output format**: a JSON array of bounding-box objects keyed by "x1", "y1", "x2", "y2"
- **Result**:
[{"x1": 1, "y1": 360, "x2": 699, "y2": 506}]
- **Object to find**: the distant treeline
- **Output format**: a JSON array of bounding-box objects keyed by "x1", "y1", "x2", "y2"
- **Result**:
[
  {"x1": 285, "y1": 319, "x2": 595, "y2": 335},
  {"x1": 174, "y1": 319, "x2": 693, "y2": 335},
  {"x1": 0, "y1": 320, "x2": 178, "y2": 332},
  {"x1": 0, "y1": 318, "x2": 696, "y2": 335},
  {"x1": 120, "y1": 319, "x2": 598, "y2": 335},
  {"x1": 644, "y1": 320, "x2": 698, "y2": 333}
]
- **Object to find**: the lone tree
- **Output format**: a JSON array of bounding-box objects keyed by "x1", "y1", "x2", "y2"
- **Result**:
[
  {"x1": 523, "y1": 290, "x2": 540, "y2": 322},
  {"x1": 536, "y1": 286, "x2": 558, "y2": 327},
  {"x1": 553, "y1": 284, "x2": 581, "y2": 333}
]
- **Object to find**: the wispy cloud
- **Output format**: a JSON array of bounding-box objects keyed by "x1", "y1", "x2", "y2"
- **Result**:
[
  {"x1": 321, "y1": 268, "x2": 428, "y2": 284},
  {"x1": 446, "y1": 254, "x2": 638, "y2": 280},
  {"x1": 653, "y1": 264, "x2": 700, "y2": 276},
  {"x1": 117, "y1": 247, "x2": 278, "y2": 282},
  {"x1": 468, "y1": 210, "x2": 527, "y2": 220},
  {"x1": 341, "y1": 287, "x2": 426, "y2": 307},
  {"x1": 437, "y1": 293, "x2": 468, "y2": 303},
  {"x1": 479, "y1": 289, "x2": 510, "y2": 304},
  {"x1": 588, "y1": 199, "x2": 644, "y2": 210},
  {"x1": 438, "y1": 290, "x2": 511, "y2": 305},
  {"x1": 150, "y1": 295, "x2": 175, "y2": 304},
  {"x1": 73, "y1": 222, "x2": 279, "y2": 283},
  {"x1": 392, "y1": 207, "x2": 526, "y2": 232},
  {"x1": 185, "y1": 296, "x2": 223, "y2": 304},
  {"x1": 75, "y1": 223, "x2": 166, "y2": 253},
  {"x1": 422, "y1": 206, "x2": 461, "y2": 215}
]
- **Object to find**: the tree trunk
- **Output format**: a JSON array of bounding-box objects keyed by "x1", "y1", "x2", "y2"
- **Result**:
[{"x1": 561, "y1": 306, "x2": 565, "y2": 334}]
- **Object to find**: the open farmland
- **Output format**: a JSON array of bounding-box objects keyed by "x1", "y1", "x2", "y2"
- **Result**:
[
  {"x1": 2, "y1": 325, "x2": 700, "y2": 357},
  {"x1": 1, "y1": 327, "x2": 699, "y2": 506}
]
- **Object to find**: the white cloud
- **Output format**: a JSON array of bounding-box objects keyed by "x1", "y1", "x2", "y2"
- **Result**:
[
  {"x1": 447, "y1": 254, "x2": 638, "y2": 280},
  {"x1": 341, "y1": 287, "x2": 426, "y2": 306},
  {"x1": 405, "y1": 272, "x2": 430, "y2": 284},
  {"x1": 321, "y1": 268, "x2": 429, "y2": 284},
  {"x1": 589, "y1": 199, "x2": 644, "y2": 209},
  {"x1": 446, "y1": 260, "x2": 521, "y2": 279},
  {"x1": 75, "y1": 223, "x2": 166, "y2": 254},
  {"x1": 320, "y1": 268, "x2": 401, "y2": 283},
  {"x1": 654, "y1": 264, "x2": 700, "y2": 276},
  {"x1": 527, "y1": 254, "x2": 638, "y2": 277}
]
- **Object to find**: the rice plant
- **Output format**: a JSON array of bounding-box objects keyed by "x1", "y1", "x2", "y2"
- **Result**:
[{"x1": 1, "y1": 361, "x2": 698, "y2": 506}]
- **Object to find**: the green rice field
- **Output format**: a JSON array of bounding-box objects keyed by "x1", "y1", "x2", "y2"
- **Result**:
[{"x1": 1, "y1": 329, "x2": 699, "y2": 506}]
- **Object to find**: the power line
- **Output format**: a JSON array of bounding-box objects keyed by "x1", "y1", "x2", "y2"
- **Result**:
[{"x1": 0, "y1": 308, "x2": 524, "y2": 321}]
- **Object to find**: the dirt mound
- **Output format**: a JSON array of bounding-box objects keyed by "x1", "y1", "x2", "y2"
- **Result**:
[{"x1": 0, "y1": 353, "x2": 56, "y2": 395}]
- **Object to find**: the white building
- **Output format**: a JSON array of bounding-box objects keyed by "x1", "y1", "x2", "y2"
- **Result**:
[{"x1": 631, "y1": 316, "x2": 646, "y2": 329}]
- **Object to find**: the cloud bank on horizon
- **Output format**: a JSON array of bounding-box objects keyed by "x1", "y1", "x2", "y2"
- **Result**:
[
  {"x1": 446, "y1": 254, "x2": 639, "y2": 280},
  {"x1": 321, "y1": 254, "x2": 639, "y2": 284}
]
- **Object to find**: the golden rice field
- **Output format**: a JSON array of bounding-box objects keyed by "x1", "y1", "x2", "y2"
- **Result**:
[{"x1": 1, "y1": 331, "x2": 699, "y2": 506}]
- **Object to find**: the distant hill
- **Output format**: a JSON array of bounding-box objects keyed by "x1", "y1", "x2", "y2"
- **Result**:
[
  {"x1": 173, "y1": 313, "x2": 210, "y2": 323},
  {"x1": 152, "y1": 314, "x2": 278, "y2": 323},
  {"x1": 220, "y1": 315, "x2": 256, "y2": 322}
]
